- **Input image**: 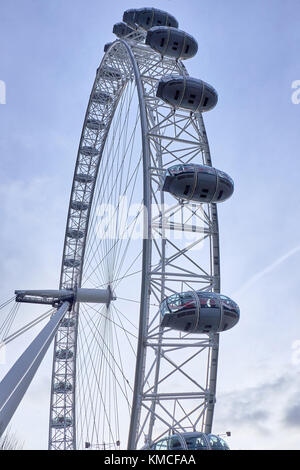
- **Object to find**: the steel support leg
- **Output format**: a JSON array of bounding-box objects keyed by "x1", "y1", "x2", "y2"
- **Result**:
[{"x1": 0, "y1": 301, "x2": 70, "y2": 438}]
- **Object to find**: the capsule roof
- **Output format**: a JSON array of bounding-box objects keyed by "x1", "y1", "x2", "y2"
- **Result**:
[
  {"x1": 131, "y1": 8, "x2": 179, "y2": 30},
  {"x1": 104, "y1": 42, "x2": 113, "y2": 52},
  {"x1": 123, "y1": 8, "x2": 139, "y2": 29},
  {"x1": 113, "y1": 22, "x2": 136, "y2": 38},
  {"x1": 157, "y1": 75, "x2": 218, "y2": 113},
  {"x1": 146, "y1": 27, "x2": 198, "y2": 60}
]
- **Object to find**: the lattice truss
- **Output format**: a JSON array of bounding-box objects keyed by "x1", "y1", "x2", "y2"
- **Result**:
[
  {"x1": 129, "y1": 43, "x2": 220, "y2": 448},
  {"x1": 49, "y1": 42, "x2": 134, "y2": 450}
]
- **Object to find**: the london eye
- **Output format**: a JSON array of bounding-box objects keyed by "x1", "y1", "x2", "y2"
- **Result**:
[{"x1": 0, "y1": 7, "x2": 239, "y2": 451}]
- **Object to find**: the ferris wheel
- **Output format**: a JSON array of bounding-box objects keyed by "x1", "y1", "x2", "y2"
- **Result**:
[{"x1": 0, "y1": 7, "x2": 239, "y2": 451}]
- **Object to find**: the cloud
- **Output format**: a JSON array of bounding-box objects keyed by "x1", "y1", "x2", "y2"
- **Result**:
[
  {"x1": 214, "y1": 369, "x2": 300, "y2": 448},
  {"x1": 283, "y1": 400, "x2": 300, "y2": 429}
]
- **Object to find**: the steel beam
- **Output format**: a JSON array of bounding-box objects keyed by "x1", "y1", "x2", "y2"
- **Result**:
[{"x1": 0, "y1": 301, "x2": 70, "y2": 438}]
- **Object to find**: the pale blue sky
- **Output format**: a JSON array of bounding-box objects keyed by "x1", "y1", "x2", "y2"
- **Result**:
[{"x1": 0, "y1": 0, "x2": 300, "y2": 449}]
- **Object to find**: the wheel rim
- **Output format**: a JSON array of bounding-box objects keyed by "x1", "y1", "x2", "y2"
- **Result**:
[{"x1": 77, "y1": 73, "x2": 145, "y2": 449}]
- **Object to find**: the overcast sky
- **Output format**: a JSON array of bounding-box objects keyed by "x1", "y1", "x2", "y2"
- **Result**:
[{"x1": 0, "y1": 0, "x2": 300, "y2": 450}]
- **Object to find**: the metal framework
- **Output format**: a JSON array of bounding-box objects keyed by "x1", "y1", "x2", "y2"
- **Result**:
[{"x1": 48, "y1": 30, "x2": 221, "y2": 450}]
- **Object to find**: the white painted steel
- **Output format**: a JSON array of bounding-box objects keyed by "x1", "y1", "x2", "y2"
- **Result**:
[{"x1": 48, "y1": 29, "x2": 221, "y2": 451}]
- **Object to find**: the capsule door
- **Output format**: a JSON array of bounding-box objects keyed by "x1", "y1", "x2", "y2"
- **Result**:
[
  {"x1": 197, "y1": 293, "x2": 222, "y2": 333},
  {"x1": 195, "y1": 167, "x2": 218, "y2": 202}
]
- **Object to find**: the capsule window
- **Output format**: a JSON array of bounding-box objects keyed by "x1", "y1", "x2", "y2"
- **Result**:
[
  {"x1": 217, "y1": 190, "x2": 224, "y2": 200},
  {"x1": 174, "y1": 89, "x2": 180, "y2": 100},
  {"x1": 178, "y1": 174, "x2": 193, "y2": 181},
  {"x1": 188, "y1": 93, "x2": 196, "y2": 104},
  {"x1": 203, "y1": 97, "x2": 209, "y2": 107},
  {"x1": 177, "y1": 310, "x2": 193, "y2": 318},
  {"x1": 146, "y1": 16, "x2": 151, "y2": 25},
  {"x1": 220, "y1": 178, "x2": 232, "y2": 188},
  {"x1": 160, "y1": 37, "x2": 165, "y2": 47},
  {"x1": 183, "y1": 185, "x2": 190, "y2": 195},
  {"x1": 223, "y1": 309, "x2": 237, "y2": 318},
  {"x1": 184, "y1": 322, "x2": 191, "y2": 331},
  {"x1": 185, "y1": 44, "x2": 190, "y2": 54}
]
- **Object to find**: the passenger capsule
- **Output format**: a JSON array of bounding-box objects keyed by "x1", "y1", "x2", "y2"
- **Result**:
[
  {"x1": 52, "y1": 416, "x2": 72, "y2": 428},
  {"x1": 99, "y1": 65, "x2": 122, "y2": 81},
  {"x1": 55, "y1": 349, "x2": 73, "y2": 360},
  {"x1": 92, "y1": 91, "x2": 112, "y2": 105},
  {"x1": 86, "y1": 119, "x2": 106, "y2": 131},
  {"x1": 146, "y1": 27, "x2": 198, "y2": 59},
  {"x1": 123, "y1": 8, "x2": 139, "y2": 28},
  {"x1": 75, "y1": 173, "x2": 94, "y2": 184},
  {"x1": 60, "y1": 318, "x2": 76, "y2": 328},
  {"x1": 113, "y1": 22, "x2": 135, "y2": 38},
  {"x1": 134, "y1": 8, "x2": 178, "y2": 30},
  {"x1": 66, "y1": 229, "x2": 85, "y2": 240},
  {"x1": 104, "y1": 42, "x2": 113, "y2": 52},
  {"x1": 162, "y1": 164, "x2": 234, "y2": 203},
  {"x1": 70, "y1": 200, "x2": 89, "y2": 211},
  {"x1": 157, "y1": 76, "x2": 218, "y2": 112},
  {"x1": 64, "y1": 258, "x2": 81, "y2": 268},
  {"x1": 80, "y1": 146, "x2": 99, "y2": 157},
  {"x1": 142, "y1": 432, "x2": 230, "y2": 450},
  {"x1": 54, "y1": 381, "x2": 73, "y2": 393},
  {"x1": 160, "y1": 291, "x2": 240, "y2": 333}
]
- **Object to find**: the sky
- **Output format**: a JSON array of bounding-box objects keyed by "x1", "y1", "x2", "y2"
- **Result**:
[{"x1": 0, "y1": 0, "x2": 300, "y2": 450}]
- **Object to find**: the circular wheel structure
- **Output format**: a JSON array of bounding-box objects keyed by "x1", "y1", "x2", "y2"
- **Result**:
[{"x1": 48, "y1": 9, "x2": 228, "y2": 451}]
